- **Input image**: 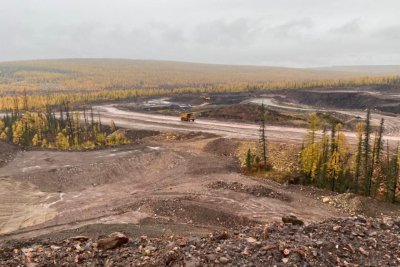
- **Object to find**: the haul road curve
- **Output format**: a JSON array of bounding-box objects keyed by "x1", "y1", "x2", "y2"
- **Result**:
[{"x1": 93, "y1": 104, "x2": 400, "y2": 145}]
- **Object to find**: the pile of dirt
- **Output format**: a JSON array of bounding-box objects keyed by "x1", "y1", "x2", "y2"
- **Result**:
[
  {"x1": 125, "y1": 129, "x2": 160, "y2": 142},
  {"x1": 203, "y1": 138, "x2": 239, "y2": 157},
  {"x1": 321, "y1": 193, "x2": 400, "y2": 217},
  {"x1": 321, "y1": 193, "x2": 365, "y2": 215},
  {"x1": 209, "y1": 181, "x2": 290, "y2": 201},
  {"x1": 198, "y1": 103, "x2": 306, "y2": 126},
  {"x1": 283, "y1": 87, "x2": 400, "y2": 114},
  {"x1": 2, "y1": 215, "x2": 399, "y2": 266},
  {"x1": 142, "y1": 198, "x2": 255, "y2": 228},
  {"x1": 151, "y1": 131, "x2": 218, "y2": 142},
  {"x1": 236, "y1": 142, "x2": 302, "y2": 183}
]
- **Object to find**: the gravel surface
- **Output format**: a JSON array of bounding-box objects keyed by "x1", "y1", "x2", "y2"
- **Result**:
[{"x1": 1, "y1": 215, "x2": 399, "y2": 266}]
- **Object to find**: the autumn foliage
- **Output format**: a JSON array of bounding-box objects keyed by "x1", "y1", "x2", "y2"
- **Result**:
[{"x1": 299, "y1": 112, "x2": 400, "y2": 202}]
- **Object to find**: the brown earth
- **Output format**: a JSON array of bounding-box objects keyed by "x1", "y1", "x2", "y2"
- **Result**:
[
  {"x1": 1, "y1": 129, "x2": 400, "y2": 266},
  {"x1": 0, "y1": 132, "x2": 347, "y2": 241},
  {"x1": 1, "y1": 131, "x2": 399, "y2": 243},
  {"x1": 1, "y1": 215, "x2": 399, "y2": 266}
]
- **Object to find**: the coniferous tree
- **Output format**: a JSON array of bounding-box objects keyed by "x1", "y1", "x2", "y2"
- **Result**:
[
  {"x1": 110, "y1": 120, "x2": 116, "y2": 132},
  {"x1": 259, "y1": 103, "x2": 268, "y2": 170},
  {"x1": 317, "y1": 127, "x2": 329, "y2": 187},
  {"x1": 353, "y1": 122, "x2": 364, "y2": 193},
  {"x1": 245, "y1": 149, "x2": 253, "y2": 171},
  {"x1": 386, "y1": 144, "x2": 399, "y2": 203},
  {"x1": 364, "y1": 108, "x2": 372, "y2": 196}
]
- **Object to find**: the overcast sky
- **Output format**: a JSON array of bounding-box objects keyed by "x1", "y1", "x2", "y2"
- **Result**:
[{"x1": 1, "y1": 0, "x2": 400, "y2": 67}]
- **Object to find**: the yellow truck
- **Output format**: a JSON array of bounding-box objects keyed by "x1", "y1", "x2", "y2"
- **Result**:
[{"x1": 180, "y1": 112, "x2": 195, "y2": 122}]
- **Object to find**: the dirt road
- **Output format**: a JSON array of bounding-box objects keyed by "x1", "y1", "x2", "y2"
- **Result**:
[
  {"x1": 249, "y1": 97, "x2": 400, "y2": 137},
  {"x1": 93, "y1": 105, "x2": 400, "y2": 145}
]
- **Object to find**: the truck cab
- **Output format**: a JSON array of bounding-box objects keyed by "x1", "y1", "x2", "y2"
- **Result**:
[{"x1": 180, "y1": 112, "x2": 195, "y2": 122}]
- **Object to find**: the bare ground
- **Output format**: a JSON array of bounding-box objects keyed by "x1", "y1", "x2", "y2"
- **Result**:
[
  {"x1": 0, "y1": 133, "x2": 349, "y2": 241},
  {"x1": 2, "y1": 131, "x2": 399, "y2": 244}
]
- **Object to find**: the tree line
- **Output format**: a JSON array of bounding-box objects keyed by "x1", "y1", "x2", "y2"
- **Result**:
[
  {"x1": 1, "y1": 75, "x2": 400, "y2": 111},
  {"x1": 0, "y1": 101, "x2": 128, "y2": 150},
  {"x1": 299, "y1": 110, "x2": 399, "y2": 202}
]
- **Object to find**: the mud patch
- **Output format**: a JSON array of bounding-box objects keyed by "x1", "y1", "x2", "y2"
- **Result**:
[{"x1": 209, "y1": 181, "x2": 290, "y2": 201}]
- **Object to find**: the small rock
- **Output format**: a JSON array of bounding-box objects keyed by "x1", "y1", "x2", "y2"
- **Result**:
[
  {"x1": 262, "y1": 225, "x2": 270, "y2": 238},
  {"x1": 177, "y1": 238, "x2": 188, "y2": 247},
  {"x1": 283, "y1": 248, "x2": 290, "y2": 256},
  {"x1": 50, "y1": 245, "x2": 61, "y2": 251},
  {"x1": 369, "y1": 231, "x2": 377, "y2": 237},
  {"x1": 246, "y1": 237, "x2": 257, "y2": 244},
  {"x1": 382, "y1": 217, "x2": 394, "y2": 227},
  {"x1": 75, "y1": 244, "x2": 84, "y2": 252},
  {"x1": 69, "y1": 235, "x2": 89, "y2": 242},
  {"x1": 215, "y1": 231, "x2": 229, "y2": 240},
  {"x1": 359, "y1": 247, "x2": 369, "y2": 256},
  {"x1": 206, "y1": 254, "x2": 217, "y2": 261},
  {"x1": 322, "y1": 197, "x2": 330, "y2": 203},
  {"x1": 219, "y1": 256, "x2": 230, "y2": 264},
  {"x1": 282, "y1": 257, "x2": 289, "y2": 263},
  {"x1": 242, "y1": 247, "x2": 250, "y2": 256},
  {"x1": 333, "y1": 225, "x2": 341, "y2": 231},
  {"x1": 282, "y1": 215, "x2": 304, "y2": 226},
  {"x1": 144, "y1": 246, "x2": 157, "y2": 252},
  {"x1": 97, "y1": 232, "x2": 129, "y2": 250}
]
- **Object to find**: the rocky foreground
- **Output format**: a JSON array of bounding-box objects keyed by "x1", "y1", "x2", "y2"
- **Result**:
[{"x1": 1, "y1": 216, "x2": 399, "y2": 267}]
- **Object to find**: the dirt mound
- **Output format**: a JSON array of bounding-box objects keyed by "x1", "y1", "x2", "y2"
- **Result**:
[
  {"x1": 321, "y1": 193, "x2": 400, "y2": 217},
  {"x1": 152, "y1": 131, "x2": 218, "y2": 142},
  {"x1": 2, "y1": 216, "x2": 399, "y2": 266},
  {"x1": 284, "y1": 87, "x2": 400, "y2": 114},
  {"x1": 142, "y1": 198, "x2": 255, "y2": 228},
  {"x1": 125, "y1": 129, "x2": 160, "y2": 142},
  {"x1": 198, "y1": 103, "x2": 306, "y2": 125},
  {"x1": 209, "y1": 181, "x2": 290, "y2": 201},
  {"x1": 203, "y1": 138, "x2": 239, "y2": 157}
]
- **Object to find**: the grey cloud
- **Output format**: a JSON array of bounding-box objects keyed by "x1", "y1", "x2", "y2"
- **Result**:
[
  {"x1": 330, "y1": 19, "x2": 362, "y2": 35},
  {"x1": 194, "y1": 18, "x2": 259, "y2": 47},
  {"x1": 1, "y1": 0, "x2": 400, "y2": 67},
  {"x1": 270, "y1": 19, "x2": 314, "y2": 38},
  {"x1": 374, "y1": 24, "x2": 400, "y2": 41}
]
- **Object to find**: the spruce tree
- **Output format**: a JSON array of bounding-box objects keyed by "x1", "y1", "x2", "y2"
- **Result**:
[
  {"x1": 354, "y1": 122, "x2": 364, "y2": 193},
  {"x1": 245, "y1": 149, "x2": 253, "y2": 171},
  {"x1": 364, "y1": 108, "x2": 372, "y2": 196},
  {"x1": 259, "y1": 103, "x2": 268, "y2": 170}
]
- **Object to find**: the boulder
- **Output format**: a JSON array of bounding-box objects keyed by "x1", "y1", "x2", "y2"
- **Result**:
[{"x1": 97, "y1": 232, "x2": 129, "y2": 250}]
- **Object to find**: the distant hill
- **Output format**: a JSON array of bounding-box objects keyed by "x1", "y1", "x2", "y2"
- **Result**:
[
  {"x1": 315, "y1": 65, "x2": 400, "y2": 75},
  {"x1": 0, "y1": 59, "x2": 399, "y2": 92}
]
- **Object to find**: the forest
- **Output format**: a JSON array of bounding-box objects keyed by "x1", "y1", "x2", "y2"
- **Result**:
[
  {"x1": 0, "y1": 101, "x2": 128, "y2": 150},
  {"x1": 1, "y1": 60, "x2": 400, "y2": 111},
  {"x1": 299, "y1": 110, "x2": 399, "y2": 203}
]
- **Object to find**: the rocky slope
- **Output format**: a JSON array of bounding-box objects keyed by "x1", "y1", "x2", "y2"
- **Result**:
[{"x1": 1, "y1": 215, "x2": 399, "y2": 266}]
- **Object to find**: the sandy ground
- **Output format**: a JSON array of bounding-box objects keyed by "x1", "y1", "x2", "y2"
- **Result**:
[{"x1": 0, "y1": 135, "x2": 343, "y2": 240}]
